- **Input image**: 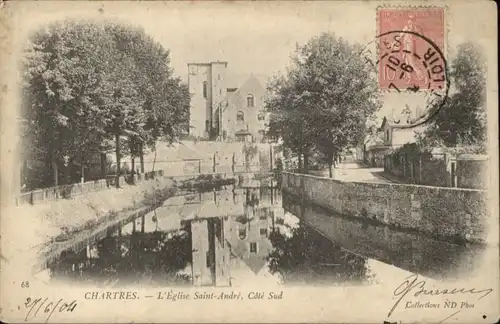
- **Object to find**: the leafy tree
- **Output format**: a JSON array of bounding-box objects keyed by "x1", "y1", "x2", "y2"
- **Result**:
[
  {"x1": 266, "y1": 33, "x2": 380, "y2": 176},
  {"x1": 22, "y1": 22, "x2": 121, "y2": 187},
  {"x1": 21, "y1": 20, "x2": 189, "y2": 190},
  {"x1": 418, "y1": 42, "x2": 487, "y2": 153},
  {"x1": 266, "y1": 74, "x2": 320, "y2": 172},
  {"x1": 104, "y1": 24, "x2": 190, "y2": 176}
]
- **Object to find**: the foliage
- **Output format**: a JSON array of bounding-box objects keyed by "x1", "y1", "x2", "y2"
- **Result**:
[
  {"x1": 266, "y1": 222, "x2": 369, "y2": 284},
  {"x1": 21, "y1": 20, "x2": 189, "y2": 189},
  {"x1": 418, "y1": 42, "x2": 487, "y2": 153},
  {"x1": 265, "y1": 33, "x2": 381, "y2": 174},
  {"x1": 50, "y1": 226, "x2": 192, "y2": 286},
  {"x1": 242, "y1": 143, "x2": 259, "y2": 170}
]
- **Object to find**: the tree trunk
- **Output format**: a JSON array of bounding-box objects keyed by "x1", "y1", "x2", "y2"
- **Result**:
[
  {"x1": 328, "y1": 162, "x2": 333, "y2": 178},
  {"x1": 49, "y1": 127, "x2": 58, "y2": 187},
  {"x1": 139, "y1": 142, "x2": 145, "y2": 174},
  {"x1": 131, "y1": 156, "x2": 135, "y2": 184},
  {"x1": 100, "y1": 152, "x2": 107, "y2": 179},
  {"x1": 298, "y1": 152, "x2": 302, "y2": 172},
  {"x1": 51, "y1": 159, "x2": 58, "y2": 187},
  {"x1": 115, "y1": 134, "x2": 121, "y2": 188},
  {"x1": 64, "y1": 159, "x2": 70, "y2": 185},
  {"x1": 303, "y1": 151, "x2": 309, "y2": 173},
  {"x1": 269, "y1": 145, "x2": 273, "y2": 172},
  {"x1": 80, "y1": 152, "x2": 85, "y2": 183}
]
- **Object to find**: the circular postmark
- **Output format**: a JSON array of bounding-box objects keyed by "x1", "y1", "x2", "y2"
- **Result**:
[{"x1": 359, "y1": 30, "x2": 450, "y2": 129}]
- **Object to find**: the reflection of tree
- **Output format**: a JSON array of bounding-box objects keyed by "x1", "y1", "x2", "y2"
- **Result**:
[
  {"x1": 235, "y1": 215, "x2": 249, "y2": 224},
  {"x1": 245, "y1": 189, "x2": 259, "y2": 208},
  {"x1": 50, "y1": 224, "x2": 192, "y2": 286},
  {"x1": 266, "y1": 222, "x2": 369, "y2": 285},
  {"x1": 242, "y1": 144, "x2": 259, "y2": 172},
  {"x1": 234, "y1": 189, "x2": 260, "y2": 225},
  {"x1": 136, "y1": 229, "x2": 192, "y2": 285}
]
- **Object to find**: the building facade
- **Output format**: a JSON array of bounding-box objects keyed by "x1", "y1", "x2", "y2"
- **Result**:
[
  {"x1": 188, "y1": 62, "x2": 268, "y2": 142},
  {"x1": 379, "y1": 116, "x2": 420, "y2": 148},
  {"x1": 365, "y1": 116, "x2": 425, "y2": 167},
  {"x1": 188, "y1": 61, "x2": 228, "y2": 139}
]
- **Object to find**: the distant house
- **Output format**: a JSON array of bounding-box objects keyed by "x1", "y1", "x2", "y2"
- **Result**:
[
  {"x1": 218, "y1": 75, "x2": 268, "y2": 143},
  {"x1": 379, "y1": 116, "x2": 423, "y2": 148},
  {"x1": 364, "y1": 140, "x2": 390, "y2": 167},
  {"x1": 364, "y1": 116, "x2": 426, "y2": 167}
]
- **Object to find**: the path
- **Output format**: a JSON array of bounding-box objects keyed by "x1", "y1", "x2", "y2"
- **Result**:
[{"x1": 309, "y1": 162, "x2": 395, "y2": 184}]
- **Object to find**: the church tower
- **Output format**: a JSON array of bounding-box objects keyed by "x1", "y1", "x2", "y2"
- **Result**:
[{"x1": 187, "y1": 61, "x2": 228, "y2": 139}]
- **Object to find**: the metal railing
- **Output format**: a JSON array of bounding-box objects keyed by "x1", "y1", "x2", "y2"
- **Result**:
[
  {"x1": 16, "y1": 170, "x2": 164, "y2": 206},
  {"x1": 16, "y1": 155, "x2": 273, "y2": 206}
]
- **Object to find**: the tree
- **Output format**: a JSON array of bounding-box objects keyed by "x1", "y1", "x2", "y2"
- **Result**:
[
  {"x1": 266, "y1": 73, "x2": 322, "y2": 173},
  {"x1": 21, "y1": 22, "x2": 115, "y2": 187},
  {"x1": 21, "y1": 20, "x2": 190, "y2": 190},
  {"x1": 418, "y1": 42, "x2": 487, "y2": 153},
  {"x1": 266, "y1": 33, "x2": 381, "y2": 176},
  {"x1": 105, "y1": 24, "x2": 190, "y2": 175}
]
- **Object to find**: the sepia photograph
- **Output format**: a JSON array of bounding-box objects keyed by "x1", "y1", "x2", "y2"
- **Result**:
[{"x1": 0, "y1": 1, "x2": 498, "y2": 323}]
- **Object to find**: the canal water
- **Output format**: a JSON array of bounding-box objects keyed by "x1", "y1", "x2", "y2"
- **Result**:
[{"x1": 43, "y1": 184, "x2": 483, "y2": 288}]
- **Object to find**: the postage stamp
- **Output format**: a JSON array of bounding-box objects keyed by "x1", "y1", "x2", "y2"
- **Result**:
[{"x1": 377, "y1": 7, "x2": 446, "y2": 91}]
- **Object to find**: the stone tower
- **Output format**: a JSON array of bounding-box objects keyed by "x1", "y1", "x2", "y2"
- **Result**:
[{"x1": 187, "y1": 61, "x2": 228, "y2": 139}]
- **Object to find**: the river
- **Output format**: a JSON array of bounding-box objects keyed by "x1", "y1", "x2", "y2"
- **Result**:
[{"x1": 40, "y1": 183, "x2": 484, "y2": 287}]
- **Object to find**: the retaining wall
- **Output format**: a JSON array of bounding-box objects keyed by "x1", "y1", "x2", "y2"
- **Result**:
[{"x1": 282, "y1": 172, "x2": 488, "y2": 244}]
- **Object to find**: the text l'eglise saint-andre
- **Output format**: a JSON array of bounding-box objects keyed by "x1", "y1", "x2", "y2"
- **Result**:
[{"x1": 157, "y1": 291, "x2": 243, "y2": 301}]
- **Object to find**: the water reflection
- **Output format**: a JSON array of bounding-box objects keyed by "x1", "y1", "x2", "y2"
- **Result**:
[
  {"x1": 47, "y1": 185, "x2": 374, "y2": 287},
  {"x1": 281, "y1": 192, "x2": 485, "y2": 280},
  {"x1": 267, "y1": 220, "x2": 371, "y2": 285},
  {"x1": 48, "y1": 184, "x2": 480, "y2": 287}
]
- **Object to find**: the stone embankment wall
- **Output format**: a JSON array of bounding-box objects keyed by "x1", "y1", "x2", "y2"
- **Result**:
[
  {"x1": 282, "y1": 172, "x2": 488, "y2": 244},
  {"x1": 283, "y1": 197, "x2": 482, "y2": 279}
]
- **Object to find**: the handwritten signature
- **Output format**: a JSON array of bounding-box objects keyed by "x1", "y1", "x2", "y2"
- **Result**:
[
  {"x1": 388, "y1": 274, "x2": 493, "y2": 318},
  {"x1": 24, "y1": 297, "x2": 77, "y2": 323}
]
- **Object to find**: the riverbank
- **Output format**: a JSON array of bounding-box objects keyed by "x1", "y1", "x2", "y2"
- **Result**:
[
  {"x1": 3, "y1": 176, "x2": 174, "y2": 272},
  {"x1": 3, "y1": 172, "x2": 253, "y2": 276}
]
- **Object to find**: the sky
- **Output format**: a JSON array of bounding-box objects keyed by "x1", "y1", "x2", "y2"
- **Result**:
[
  {"x1": 6, "y1": 0, "x2": 498, "y2": 121},
  {"x1": 11, "y1": 1, "x2": 495, "y2": 82}
]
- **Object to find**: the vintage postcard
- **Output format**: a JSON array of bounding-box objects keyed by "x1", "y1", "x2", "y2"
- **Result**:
[{"x1": 0, "y1": 0, "x2": 498, "y2": 323}]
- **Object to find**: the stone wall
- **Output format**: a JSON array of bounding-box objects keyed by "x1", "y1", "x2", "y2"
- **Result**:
[
  {"x1": 420, "y1": 156, "x2": 448, "y2": 187},
  {"x1": 384, "y1": 151, "x2": 489, "y2": 189},
  {"x1": 457, "y1": 155, "x2": 489, "y2": 190},
  {"x1": 282, "y1": 172, "x2": 488, "y2": 244},
  {"x1": 283, "y1": 195, "x2": 482, "y2": 279}
]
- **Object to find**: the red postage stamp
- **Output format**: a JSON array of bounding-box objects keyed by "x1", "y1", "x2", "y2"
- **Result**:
[{"x1": 377, "y1": 7, "x2": 446, "y2": 91}]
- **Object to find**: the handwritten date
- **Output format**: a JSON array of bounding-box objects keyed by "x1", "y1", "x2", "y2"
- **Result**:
[{"x1": 24, "y1": 297, "x2": 77, "y2": 323}]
